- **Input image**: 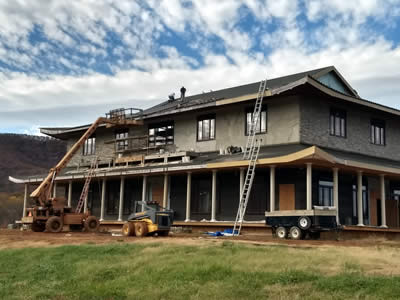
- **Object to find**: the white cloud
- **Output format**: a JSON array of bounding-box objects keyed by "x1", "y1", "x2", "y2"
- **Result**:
[{"x1": 0, "y1": 0, "x2": 400, "y2": 132}]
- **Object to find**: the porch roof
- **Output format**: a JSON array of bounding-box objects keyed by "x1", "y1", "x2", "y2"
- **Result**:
[{"x1": 9, "y1": 144, "x2": 400, "y2": 184}]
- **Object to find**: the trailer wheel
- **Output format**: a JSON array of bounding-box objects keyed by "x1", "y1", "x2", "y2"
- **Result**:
[
  {"x1": 289, "y1": 226, "x2": 303, "y2": 240},
  {"x1": 31, "y1": 222, "x2": 45, "y2": 232},
  {"x1": 122, "y1": 222, "x2": 135, "y2": 236},
  {"x1": 45, "y1": 216, "x2": 63, "y2": 233},
  {"x1": 135, "y1": 222, "x2": 148, "y2": 237},
  {"x1": 298, "y1": 216, "x2": 311, "y2": 230},
  {"x1": 276, "y1": 226, "x2": 288, "y2": 239},
  {"x1": 84, "y1": 216, "x2": 99, "y2": 232}
]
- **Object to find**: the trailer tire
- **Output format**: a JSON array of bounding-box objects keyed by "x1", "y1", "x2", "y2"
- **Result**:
[
  {"x1": 298, "y1": 216, "x2": 311, "y2": 230},
  {"x1": 135, "y1": 222, "x2": 148, "y2": 237},
  {"x1": 122, "y1": 222, "x2": 135, "y2": 236},
  {"x1": 289, "y1": 226, "x2": 303, "y2": 240},
  {"x1": 84, "y1": 216, "x2": 99, "y2": 232},
  {"x1": 276, "y1": 226, "x2": 288, "y2": 239},
  {"x1": 46, "y1": 216, "x2": 63, "y2": 233},
  {"x1": 31, "y1": 222, "x2": 45, "y2": 232}
]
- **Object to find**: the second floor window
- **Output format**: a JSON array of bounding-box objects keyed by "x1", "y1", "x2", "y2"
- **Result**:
[
  {"x1": 245, "y1": 106, "x2": 267, "y2": 135},
  {"x1": 371, "y1": 119, "x2": 385, "y2": 145},
  {"x1": 83, "y1": 136, "x2": 96, "y2": 156},
  {"x1": 116, "y1": 129, "x2": 129, "y2": 151},
  {"x1": 197, "y1": 114, "x2": 215, "y2": 141},
  {"x1": 149, "y1": 121, "x2": 174, "y2": 147},
  {"x1": 330, "y1": 108, "x2": 346, "y2": 137}
]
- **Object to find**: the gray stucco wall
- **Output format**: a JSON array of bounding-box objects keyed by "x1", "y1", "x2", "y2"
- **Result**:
[
  {"x1": 65, "y1": 95, "x2": 301, "y2": 166},
  {"x1": 300, "y1": 96, "x2": 400, "y2": 161},
  {"x1": 174, "y1": 95, "x2": 300, "y2": 152}
]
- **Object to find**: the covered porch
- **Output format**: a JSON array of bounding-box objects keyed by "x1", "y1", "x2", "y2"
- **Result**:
[{"x1": 11, "y1": 145, "x2": 400, "y2": 233}]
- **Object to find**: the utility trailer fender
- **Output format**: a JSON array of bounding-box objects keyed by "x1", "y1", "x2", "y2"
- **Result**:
[{"x1": 265, "y1": 207, "x2": 337, "y2": 240}]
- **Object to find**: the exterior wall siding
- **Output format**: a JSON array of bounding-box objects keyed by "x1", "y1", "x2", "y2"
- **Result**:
[
  {"x1": 300, "y1": 96, "x2": 400, "y2": 161},
  {"x1": 65, "y1": 95, "x2": 301, "y2": 167}
]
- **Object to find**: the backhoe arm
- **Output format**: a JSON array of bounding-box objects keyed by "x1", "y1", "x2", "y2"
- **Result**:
[{"x1": 30, "y1": 109, "x2": 143, "y2": 206}]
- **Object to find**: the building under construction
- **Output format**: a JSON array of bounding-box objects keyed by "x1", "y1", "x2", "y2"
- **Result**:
[{"x1": 10, "y1": 66, "x2": 400, "y2": 235}]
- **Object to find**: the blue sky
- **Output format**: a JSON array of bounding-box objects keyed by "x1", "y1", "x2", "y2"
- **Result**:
[{"x1": 0, "y1": 0, "x2": 399, "y2": 135}]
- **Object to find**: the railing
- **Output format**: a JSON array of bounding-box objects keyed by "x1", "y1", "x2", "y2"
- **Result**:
[{"x1": 106, "y1": 108, "x2": 143, "y2": 121}]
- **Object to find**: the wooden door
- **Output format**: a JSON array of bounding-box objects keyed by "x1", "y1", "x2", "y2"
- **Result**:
[
  {"x1": 386, "y1": 199, "x2": 399, "y2": 228},
  {"x1": 279, "y1": 184, "x2": 295, "y2": 211}
]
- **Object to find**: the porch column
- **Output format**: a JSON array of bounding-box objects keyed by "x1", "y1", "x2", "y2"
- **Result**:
[
  {"x1": 163, "y1": 173, "x2": 169, "y2": 209},
  {"x1": 22, "y1": 183, "x2": 28, "y2": 218},
  {"x1": 67, "y1": 180, "x2": 72, "y2": 207},
  {"x1": 357, "y1": 171, "x2": 364, "y2": 226},
  {"x1": 141, "y1": 175, "x2": 147, "y2": 212},
  {"x1": 100, "y1": 178, "x2": 106, "y2": 221},
  {"x1": 333, "y1": 168, "x2": 340, "y2": 225},
  {"x1": 239, "y1": 167, "x2": 245, "y2": 198},
  {"x1": 53, "y1": 182, "x2": 57, "y2": 198},
  {"x1": 211, "y1": 170, "x2": 217, "y2": 222},
  {"x1": 118, "y1": 176, "x2": 125, "y2": 221},
  {"x1": 306, "y1": 163, "x2": 312, "y2": 210},
  {"x1": 270, "y1": 166, "x2": 276, "y2": 212},
  {"x1": 380, "y1": 174, "x2": 387, "y2": 228},
  {"x1": 185, "y1": 172, "x2": 192, "y2": 222}
]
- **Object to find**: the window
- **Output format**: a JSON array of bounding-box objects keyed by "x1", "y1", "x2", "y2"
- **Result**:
[
  {"x1": 330, "y1": 108, "x2": 346, "y2": 137},
  {"x1": 318, "y1": 180, "x2": 333, "y2": 206},
  {"x1": 148, "y1": 122, "x2": 174, "y2": 147},
  {"x1": 371, "y1": 119, "x2": 385, "y2": 145},
  {"x1": 116, "y1": 129, "x2": 129, "y2": 151},
  {"x1": 83, "y1": 136, "x2": 96, "y2": 155},
  {"x1": 392, "y1": 189, "x2": 400, "y2": 201},
  {"x1": 245, "y1": 106, "x2": 267, "y2": 135},
  {"x1": 197, "y1": 114, "x2": 215, "y2": 141}
]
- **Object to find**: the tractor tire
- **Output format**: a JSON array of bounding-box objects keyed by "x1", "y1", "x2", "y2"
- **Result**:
[
  {"x1": 45, "y1": 216, "x2": 63, "y2": 233},
  {"x1": 276, "y1": 226, "x2": 288, "y2": 239},
  {"x1": 289, "y1": 226, "x2": 303, "y2": 240},
  {"x1": 122, "y1": 222, "x2": 135, "y2": 237},
  {"x1": 135, "y1": 222, "x2": 148, "y2": 237},
  {"x1": 31, "y1": 222, "x2": 45, "y2": 232},
  {"x1": 84, "y1": 216, "x2": 99, "y2": 232}
]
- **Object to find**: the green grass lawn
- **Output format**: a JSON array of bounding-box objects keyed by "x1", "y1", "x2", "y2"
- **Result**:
[{"x1": 0, "y1": 241, "x2": 399, "y2": 299}]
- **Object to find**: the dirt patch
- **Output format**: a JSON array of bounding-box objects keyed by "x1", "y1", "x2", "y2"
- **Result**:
[{"x1": 1, "y1": 228, "x2": 400, "y2": 250}]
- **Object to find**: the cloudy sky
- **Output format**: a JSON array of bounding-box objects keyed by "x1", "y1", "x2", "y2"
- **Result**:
[{"x1": 0, "y1": 0, "x2": 399, "y2": 135}]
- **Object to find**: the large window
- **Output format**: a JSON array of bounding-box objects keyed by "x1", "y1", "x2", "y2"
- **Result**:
[
  {"x1": 330, "y1": 108, "x2": 346, "y2": 137},
  {"x1": 318, "y1": 180, "x2": 333, "y2": 206},
  {"x1": 371, "y1": 119, "x2": 385, "y2": 145},
  {"x1": 245, "y1": 106, "x2": 267, "y2": 135},
  {"x1": 148, "y1": 121, "x2": 174, "y2": 147},
  {"x1": 83, "y1": 136, "x2": 96, "y2": 156},
  {"x1": 197, "y1": 114, "x2": 215, "y2": 141},
  {"x1": 116, "y1": 129, "x2": 129, "y2": 151}
]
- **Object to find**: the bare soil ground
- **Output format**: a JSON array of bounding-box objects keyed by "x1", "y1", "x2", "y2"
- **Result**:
[{"x1": 1, "y1": 228, "x2": 400, "y2": 250}]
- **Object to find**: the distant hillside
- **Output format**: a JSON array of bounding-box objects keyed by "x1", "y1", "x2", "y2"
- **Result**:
[{"x1": 0, "y1": 134, "x2": 66, "y2": 226}]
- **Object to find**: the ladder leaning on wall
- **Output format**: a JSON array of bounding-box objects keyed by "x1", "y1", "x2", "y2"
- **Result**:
[
  {"x1": 75, "y1": 157, "x2": 98, "y2": 213},
  {"x1": 232, "y1": 78, "x2": 268, "y2": 236}
]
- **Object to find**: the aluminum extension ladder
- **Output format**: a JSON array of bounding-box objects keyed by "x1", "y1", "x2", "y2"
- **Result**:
[
  {"x1": 75, "y1": 157, "x2": 98, "y2": 213},
  {"x1": 233, "y1": 78, "x2": 268, "y2": 236}
]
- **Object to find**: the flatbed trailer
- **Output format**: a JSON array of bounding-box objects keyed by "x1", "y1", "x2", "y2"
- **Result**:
[{"x1": 265, "y1": 207, "x2": 337, "y2": 240}]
